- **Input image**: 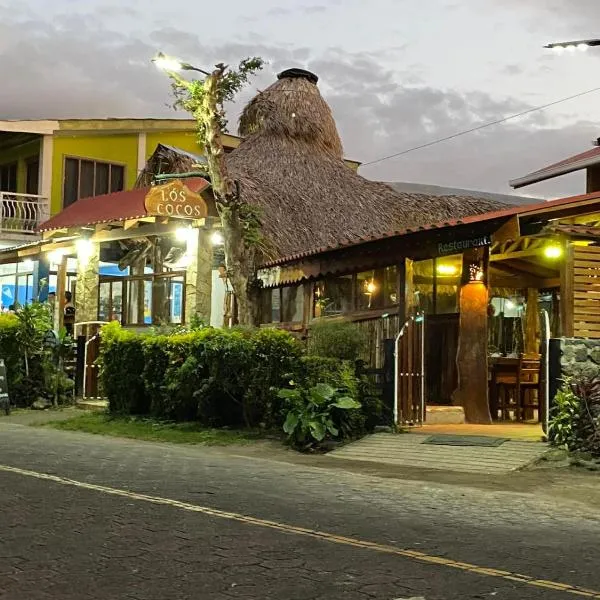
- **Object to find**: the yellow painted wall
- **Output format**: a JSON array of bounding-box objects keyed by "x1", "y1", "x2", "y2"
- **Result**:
[
  {"x1": 51, "y1": 134, "x2": 139, "y2": 214},
  {"x1": 0, "y1": 139, "x2": 41, "y2": 193},
  {"x1": 145, "y1": 131, "x2": 204, "y2": 158}
]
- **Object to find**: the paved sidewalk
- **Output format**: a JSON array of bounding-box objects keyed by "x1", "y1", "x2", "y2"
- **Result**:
[{"x1": 328, "y1": 433, "x2": 548, "y2": 474}]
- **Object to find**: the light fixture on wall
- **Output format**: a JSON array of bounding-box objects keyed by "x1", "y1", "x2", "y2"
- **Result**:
[
  {"x1": 437, "y1": 263, "x2": 458, "y2": 276},
  {"x1": 544, "y1": 245, "x2": 562, "y2": 259},
  {"x1": 365, "y1": 280, "x2": 377, "y2": 294},
  {"x1": 48, "y1": 248, "x2": 67, "y2": 266},
  {"x1": 211, "y1": 231, "x2": 224, "y2": 246},
  {"x1": 175, "y1": 226, "x2": 194, "y2": 242},
  {"x1": 468, "y1": 263, "x2": 484, "y2": 282},
  {"x1": 76, "y1": 238, "x2": 95, "y2": 264}
]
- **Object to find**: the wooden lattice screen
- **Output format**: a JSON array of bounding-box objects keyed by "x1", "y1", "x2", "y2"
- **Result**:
[{"x1": 573, "y1": 245, "x2": 600, "y2": 339}]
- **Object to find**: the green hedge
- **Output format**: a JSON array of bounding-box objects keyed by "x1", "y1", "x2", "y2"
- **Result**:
[
  {"x1": 0, "y1": 313, "x2": 28, "y2": 404},
  {"x1": 99, "y1": 324, "x2": 383, "y2": 437},
  {"x1": 100, "y1": 324, "x2": 302, "y2": 428}
]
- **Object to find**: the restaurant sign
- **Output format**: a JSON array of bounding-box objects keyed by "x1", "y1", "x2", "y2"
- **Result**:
[
  {"x1": 144, "y1": 179, "x2": 209, "y2": 219},
  {"x1": 437, "y1": 234, "x2": 491, "y2": 256}
]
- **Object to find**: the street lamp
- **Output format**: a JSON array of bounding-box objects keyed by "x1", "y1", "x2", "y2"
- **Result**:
[
  {"x1": 544, "y1": 38, "x2": 600, "y2": 52},
  {"x1": 152, "y1": 52, "x2": 209, "y2": 76}
]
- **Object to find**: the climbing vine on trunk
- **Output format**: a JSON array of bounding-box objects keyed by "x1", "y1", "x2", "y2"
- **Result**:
[{"x1": 165, "y1": 57, "x2": 265, "y2": 325}]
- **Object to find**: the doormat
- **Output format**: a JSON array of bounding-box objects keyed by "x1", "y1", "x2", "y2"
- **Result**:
[{"x1": 422, "y1": 435, "x2": 508, "y2": 447}]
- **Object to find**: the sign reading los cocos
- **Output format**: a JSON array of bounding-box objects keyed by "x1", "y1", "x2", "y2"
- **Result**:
[{"x1": 144, "y1": 179, "x2": 209, "y2": 219}]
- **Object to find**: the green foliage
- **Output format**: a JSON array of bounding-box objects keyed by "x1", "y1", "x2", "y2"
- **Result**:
[
  {"x1": 100, "y1": 324, "x2": 379, "y2": 445},
  {"x1": 100, "y1": 322, "x2": 147, "y2": 415},
  {"x1": 279, "y1": 383, "x2": 361, "y2": 449},
  {"x1": 169, "y1": 57, "x2": 264, "y2": 139},
  {"x1": 102, "y1": 324, "x2": 301, "y2": 428},
  {"x1": 308, "y1": 320, "x2": 366, "y2": 361},
  {"x1": 43, "y1": 413, "x2": 264, "y2": 446},
  {"x1": 548, "y1": 381, "x2": 581, "y2": 450},
  {"x1": 549, "y1": 375, "x2": 600, "y2": 457},
  {"x1": 0, "y1": 304, "x2": 73, "y2": 407}
]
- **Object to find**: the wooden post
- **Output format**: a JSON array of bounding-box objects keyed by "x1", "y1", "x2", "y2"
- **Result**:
[
  {"x1": 404, "y1": 258, "x2": 415, "y2": 318},
  {"x1": 55, "y1": 255, "x2": 67, "y2": 332},
  {"x1": 560, "y1": 241, "x2": 574, "y2": 337},
  {"x1": 524, "y1": 288, "x2": 539, "y2": 354},
  {"x1": 452, "y1": 247, "x2": 492, "y2": 424},
  {"x1": 397, "y1": 260, "x2": 406, "y2": 320},
  {"x1": 75, "y1": 242, "x2": 100, "y2": 328},
  {"x1": 184, "y1": 227, "x2": 213, "y2": 325}
]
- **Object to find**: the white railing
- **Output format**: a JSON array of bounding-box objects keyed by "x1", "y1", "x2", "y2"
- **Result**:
[{"x1": 0, "y1": 192, "x2": 50, "y2": 235}]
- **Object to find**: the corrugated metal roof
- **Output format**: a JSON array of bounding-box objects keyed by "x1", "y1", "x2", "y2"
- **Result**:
[
  {"x1": 510, "y1": 146, "x2": 600, "y2": 189},
  {"x1": 385, "y1": 181, "x2": 541, "y2": 206},
  {"x1": 38, "y1": 177, "x2": 210, "y2": 232},
  {"x1": 259, "y1": 190, "x2": 600, "y2": 268}
]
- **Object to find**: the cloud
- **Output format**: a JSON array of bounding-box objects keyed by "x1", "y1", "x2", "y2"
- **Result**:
[{"x1": 0, "y1": 9, "x2": 593, "y2": 200}]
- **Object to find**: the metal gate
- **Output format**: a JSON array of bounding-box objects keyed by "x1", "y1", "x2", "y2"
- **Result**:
[{"x1": 394, "y1": 314, "x2": 426, "y2": 426}]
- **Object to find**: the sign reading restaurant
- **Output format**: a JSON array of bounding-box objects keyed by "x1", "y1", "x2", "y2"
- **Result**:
[
  {"x1": 144, "y1": 179, "x2": 209, "y2": 219},
  {"x1": 437, "y1": 234, "x2": 491, "y2": 256}
]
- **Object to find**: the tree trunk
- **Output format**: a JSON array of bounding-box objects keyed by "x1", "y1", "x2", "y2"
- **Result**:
[
  {"x1": 452, "y1": 248, "x2": 492, "y2": 424},
  {"x1": 201, "y1": 67, "x2": 260, "y2": 326}
]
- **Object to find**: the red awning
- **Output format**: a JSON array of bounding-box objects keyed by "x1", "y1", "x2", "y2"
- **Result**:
[{"x1": 38, "y1": 177, "x2": 210, "y2": 232}]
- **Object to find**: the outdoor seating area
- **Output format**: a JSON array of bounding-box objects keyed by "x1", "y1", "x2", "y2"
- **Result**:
[{"x1": 489, "y1": 354, "x2": 542, "y2": 422}]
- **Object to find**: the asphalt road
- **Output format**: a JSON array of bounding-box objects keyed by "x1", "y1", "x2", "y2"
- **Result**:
[{"x1": 0, "y1": 422, "x2": 599, "y2": 600}]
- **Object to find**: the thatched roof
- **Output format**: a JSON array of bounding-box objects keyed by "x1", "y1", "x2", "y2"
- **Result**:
[
  {"x1": 135, "y1": 143, "x2": 207, "y2": 188},
  {"x1": 227, "y1": 68, "x2": 508, "y2": 263}
]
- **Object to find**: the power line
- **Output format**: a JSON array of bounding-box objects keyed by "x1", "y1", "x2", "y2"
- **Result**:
[{"x1": 361, "y1": 85, "x2": 600, "y2": 168}]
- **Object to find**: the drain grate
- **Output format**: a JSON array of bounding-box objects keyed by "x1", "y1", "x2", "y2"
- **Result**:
[{"x1": 422, "y1": 435, "x2": 508, "y2": 447}]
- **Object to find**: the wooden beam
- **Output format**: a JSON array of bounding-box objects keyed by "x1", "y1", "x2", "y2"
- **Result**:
[
  {"x1": 490, "y1": 247, "x2": 544, "y2": 262},
  {"x1": 491, "y1": 216, "x2": 520, "y2": 245},
  {"x1": 92, "y1": 222, "x2": 177, "y2": 243},
  {"x1": 560, "y1": 242, "x2": 574, "y2": 337},
  {"x1": 524, "y1": 288, "x2": 539, "y2": 354},
  {"x1": 123, "y1": 219, "x2": 139, "y2": 231},
  {"x1": 490, "y1": 275, "x2": 559, "y2": 289},
  {"x1": 42, "y1": 228, "x2": 68, "y2": 240}
]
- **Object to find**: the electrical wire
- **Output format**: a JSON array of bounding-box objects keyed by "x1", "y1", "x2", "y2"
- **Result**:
[{"x1": 361, "y1": 85, "x2": 600, "y2": 167}]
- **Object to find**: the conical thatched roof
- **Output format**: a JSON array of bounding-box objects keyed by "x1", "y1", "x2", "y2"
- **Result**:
[
  {"x1": 226, "y1": 68, "x2": 507, "y2": 263},
  {"x1": 135, "y1": 143, "x2": 207, "y2": 188}
]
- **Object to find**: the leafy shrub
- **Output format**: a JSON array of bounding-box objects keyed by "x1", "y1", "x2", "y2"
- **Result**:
[
  {"x1": 0, "y1": 313, "x2": 30, "y2": 406},
  {"x1": 549, "y1": 375, "x2": 600, "y2": 457},
  {"x1": 308, "y1": 320, "x2": 365, "y2": 361},
  {"x1": 102, "y1": 324, "x2": 302, "y2": 428},
  {"x1": 298, "y1": 356, "x2": 383, "y2": 436},
  {"x1": 279, "y1": 383, "x2": 361, "y2": 449},
  {"x1": 100, "y1": 322, "x2": 147, "y2": 415}
]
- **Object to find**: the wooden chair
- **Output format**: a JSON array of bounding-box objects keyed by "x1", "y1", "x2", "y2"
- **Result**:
[
  {"x1": 489, "y1": 359, "x2": 520, "y2": 421},
  {"x1": 519, "y1": 354, "x2": 541, "y2": 422}
]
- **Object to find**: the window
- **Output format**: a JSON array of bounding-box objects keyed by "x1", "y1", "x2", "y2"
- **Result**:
[
  {"x1": 0, "y1": 163, "x2": 17, "y2": 192},
  {"x1": 282, "y1": 286, "x2": 304, "y2": 322},
  {"x1": 99, "y1": 280, "x2": 124, "y2": 323},
  {"x1": 434, "y1": 256, "x2": 462, "y2": 314},
  {"x1": 413, "y1": 259, "x2": 434, "y2": 314},
  {"x1": 26, "y1": 159, "x2": 39, "y2": 195},
  {"x1": 355, "y1": 266, "x2": 398, "y2": 311},
  {"x1": 314, "y1": 275, "x2": 353, "y2": 317},
  {"x1": 63, "y1": 158, "x2": 125, "y2": 207}
]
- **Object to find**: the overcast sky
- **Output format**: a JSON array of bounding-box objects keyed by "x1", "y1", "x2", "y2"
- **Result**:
[{"x1": 2, "y1": 0, "x2": 600, "y2": 198}]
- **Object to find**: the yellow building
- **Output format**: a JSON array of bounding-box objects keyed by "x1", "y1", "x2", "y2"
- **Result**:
[{"x1": 0, "y1": 118, "x2": 241, "y2": 248}]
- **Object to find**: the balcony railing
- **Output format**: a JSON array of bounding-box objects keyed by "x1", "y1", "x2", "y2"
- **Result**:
[{"x1": 0, "y1": 192, "x2": 50, "y2": 236}]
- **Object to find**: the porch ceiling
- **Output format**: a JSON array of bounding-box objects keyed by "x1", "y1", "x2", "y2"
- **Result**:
[{"x1": 0, "y1": 132, "x2": 39, "y2": 152}]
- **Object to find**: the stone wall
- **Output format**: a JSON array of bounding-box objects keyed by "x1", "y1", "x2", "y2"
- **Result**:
[{"x1": 560, "y1": 338, "x2": 600, "y2": 379}]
